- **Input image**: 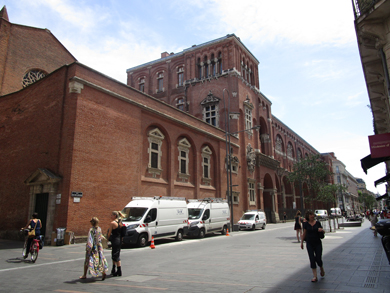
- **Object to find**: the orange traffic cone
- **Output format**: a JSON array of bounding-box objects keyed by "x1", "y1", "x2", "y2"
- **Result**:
[
  {"x1": 226, "y1": 228, "x2": 230, "y2": 236},
  {"x1": 150, "y1": 236, "x2": 156, "y2": 249}
]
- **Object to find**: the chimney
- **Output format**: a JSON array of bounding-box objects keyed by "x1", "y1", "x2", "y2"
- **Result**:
[{"x1": 161, "y1": 52, "x2": 169, "y2": 58}]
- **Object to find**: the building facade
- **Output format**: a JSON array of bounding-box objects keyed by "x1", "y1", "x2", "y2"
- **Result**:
[
  {"x1": 353, "y1": 0, "x2": 390, "y2": 200},
  {"x1": 1, "y1": 7, "x2": 329, "y2": 242}
]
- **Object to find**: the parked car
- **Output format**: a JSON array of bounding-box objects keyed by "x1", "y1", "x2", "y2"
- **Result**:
[
  {"x1": 187, "y1": 198, "x2": 230, "y2": 238},
  {"x1": 238, "y1": 210, "x2": 266, "y2": 230},
  {"x1": 315, "y1": 209, "x2": 328, "y2": 219},
  {"x1": 121, "y1": 196, "x2": 188, "y2": 247}
]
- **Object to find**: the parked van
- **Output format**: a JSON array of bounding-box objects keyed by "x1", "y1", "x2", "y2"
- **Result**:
[
  {"x1": 238, "y1": 210, "x2": 266, "y2": 230},
  {"x1": 121, "y1": 196, "x2": 188, "y2": 247},
  {"x1": 315, "y1": 209, "x2": 328, "y2": 219},
  {"x1": 330, "y1": 207, "x2": 342, "y2": 217},
  {"x1": 187, "y1": 198, "x2": 230, "y2": 238}
]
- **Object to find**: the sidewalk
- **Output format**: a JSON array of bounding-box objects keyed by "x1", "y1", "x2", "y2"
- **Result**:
[{"x1": 266, "y1": 220, "x2": 390, "y2": 293}]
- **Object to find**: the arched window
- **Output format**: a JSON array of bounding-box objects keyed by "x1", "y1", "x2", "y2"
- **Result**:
[
  {"x1": 201, "y1": 146, "x2": 212, "y2": 185},
  {"x1": 139, "y1": 77, "x2": 145, "y2": 92},
  {"x1": 198, "y1": 58, "x2": 202, "y2": 79},
  {"x1": 219, "y1": 52, "x2": 223, "y2": 73},
  {"x1": 177, "y1": 66, "x2": 184, "y2": 87},
  {"x1": 275, "y1": 135, "x2": 284, "y2": 155},
  {"x1": 204, "y1": 56, "x2": 209, "y2": 78},
  {"x1": 176, "y1": 97, "x2": 185, "y2": 111},
  {"x1": 22, "y1": 69, "x2": 46, "y2": 88},
  {"x1": 157, "y1": 72, "x2": 164, "y2": 93}
]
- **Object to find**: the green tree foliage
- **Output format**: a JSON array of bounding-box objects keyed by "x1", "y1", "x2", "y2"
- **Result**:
[
  {"x1": 287, "y1": 154, "x2": 333, "y2": 204},
  {"x1": 358, "y1": 190, "x2": 376, "y2": 210}
]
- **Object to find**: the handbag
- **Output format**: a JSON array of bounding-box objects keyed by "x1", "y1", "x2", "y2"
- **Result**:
[
  {"x1": 319, "y1": 230, "x2": 325, "y2": 239},
  {"x1": 28, "y1": 219, "x2": 39, "y2": 238}
]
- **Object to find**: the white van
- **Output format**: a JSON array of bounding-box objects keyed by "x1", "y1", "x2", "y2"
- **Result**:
[
  {"x1": 238, "y1": 210, "x2": 266, "y2": 230},
  {"x1": 330, "y1": 207, "x2": 342, "y2": 217},
  {"x1": 315, "y1": 209, "x2": 328, "y2": 219},
  {"x1": 187, "y1": 198, "x2": 230, "y2": 238},
  {"x1": 121, "y1": 196, "x2": 188, "y2": 247}
]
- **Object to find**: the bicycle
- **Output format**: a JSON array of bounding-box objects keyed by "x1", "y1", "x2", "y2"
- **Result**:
[{"x1": 21, "y1": 229, "x2": 40, "y2": 263}]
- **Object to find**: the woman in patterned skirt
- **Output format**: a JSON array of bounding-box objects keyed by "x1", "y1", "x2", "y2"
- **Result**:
[{"x1": 80, "y1": 217, "x2": 108, "y2": 280}]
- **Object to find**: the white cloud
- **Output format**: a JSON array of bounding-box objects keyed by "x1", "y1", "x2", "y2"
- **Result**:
[{"x1": 210, "y1": 0, "x2": 356, "y2": 47}]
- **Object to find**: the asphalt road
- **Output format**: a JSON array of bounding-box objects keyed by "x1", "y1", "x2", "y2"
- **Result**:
[{"x1": 0, "y1": 220, "x2": 389, "y2": 292}]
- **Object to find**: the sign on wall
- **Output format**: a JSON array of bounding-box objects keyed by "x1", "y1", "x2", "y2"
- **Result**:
[{"x1": 369, "y1": 133, "x2": 390, "y2": 158}]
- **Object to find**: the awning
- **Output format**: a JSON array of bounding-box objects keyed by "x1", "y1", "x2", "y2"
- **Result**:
[
  {"x1": 374, "y1": 173, "x2": 390, "y2": 187},
  {"x1": 376, "y1": 193, "x2": 389, "y2": 201},
  {"x1": 360, "y1": 154, "x2": 390, "y2": 174}
]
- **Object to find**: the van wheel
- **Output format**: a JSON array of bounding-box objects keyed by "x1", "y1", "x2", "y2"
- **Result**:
[
  {"x1": 262, "y1": 224, "x2": 266, "y2": 230},
  {"x1": 175, "y1": 230, "x2": 183, "y2": 241},
  {"x1": 252, "y1": 224, "x2": 256, "y2": 231},
  {"x1": 221, "y1": 225, "x2": 227, "y2": 235},
  {"x1": 138, "y1": 234, "x2": 148, "y2": 247},
  {"x1": 199, "y1": 228, "x2": 205, "y2": 238}
]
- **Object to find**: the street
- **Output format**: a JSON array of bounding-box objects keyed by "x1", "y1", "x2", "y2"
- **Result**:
[{"x1": 0, "y1": 220, "x2": 389, "y2": 293}]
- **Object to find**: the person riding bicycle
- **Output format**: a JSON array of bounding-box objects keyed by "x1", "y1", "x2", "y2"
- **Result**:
[{"x1": 21, "y1": 212, "x2": 42, "y2": 259}]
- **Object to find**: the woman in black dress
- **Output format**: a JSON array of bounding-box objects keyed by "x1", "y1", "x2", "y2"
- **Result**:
[
  {"x1": 294, "y1": 210, "x2": 302, "y2": 242},
  {"x1": 107, "y1": 211, "x2": 124, "y2": 276},
  {"x1": 301, "y1": 210, "x2": 325, "y2": 282}
]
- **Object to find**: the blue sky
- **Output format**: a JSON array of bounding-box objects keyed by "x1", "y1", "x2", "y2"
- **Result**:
[{"x1": 3, "y1": 0, "x2": 385, "y2": 195}]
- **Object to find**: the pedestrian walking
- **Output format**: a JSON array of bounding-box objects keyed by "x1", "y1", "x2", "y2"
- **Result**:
[
  {"x1": 107, "y1": 211, "x2": 125, "y2": 276},
  {"x1": 301, "y1": 210, "x2": 325, "y2": 282},
  {"x1": 80, "y1": 217, "x2": 108, "y2": 280},
  {"x1": 370, "y1": 210, "x2": 378, "y2": 237},
  {"x1": 294, "y1": 210, "x2": 302, "y2": 242},
  {"x1": 283, "y1": 212, "x2": 287, "y2": 223},
  {"x1": 21, "y1": 212, "x2": 42, "y2": 259}
]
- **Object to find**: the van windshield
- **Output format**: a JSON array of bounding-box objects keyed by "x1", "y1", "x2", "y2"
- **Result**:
[
  {"x1": 122, "y1": 207, "x2": 148, "y2": 221},
  {"x1": 188, "y1": 208, "x2": 203, "y2": 219},
  {"x1": 241, "y1": 214, "x2": 255, "y2": 220}
]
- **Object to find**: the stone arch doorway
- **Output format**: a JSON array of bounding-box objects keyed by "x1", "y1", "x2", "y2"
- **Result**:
[
  {"x1": 262, "y1": 173, "x2": 278, "y2": 223},
  {"x1": 25, "y1": 169, "x2": 61, "y2": 244}
]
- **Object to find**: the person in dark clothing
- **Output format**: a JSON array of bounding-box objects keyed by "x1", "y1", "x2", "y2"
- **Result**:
[
  {"x1": 22, "y1": 212, "x2": 42, "y2": 259},
  {"x1": 107, "y1": 211, "x2": 125, "y2": 276},
  {"x1": 301, "y1": 210, "x2": 325, "y2": 282},
  {"x1": 294, "y1": 210, "x2": 302, "y2": 242}
]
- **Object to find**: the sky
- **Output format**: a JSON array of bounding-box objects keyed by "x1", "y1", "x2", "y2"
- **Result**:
[{"x1": 3, "y1": 0, "x2": 387, "y2": 195}]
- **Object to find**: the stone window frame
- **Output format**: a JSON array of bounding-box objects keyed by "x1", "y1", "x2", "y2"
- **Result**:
[
  {"x1": 201, "y1": 91, "x2": 220, "y2": 127},
  {"x1": 201, "y1": 146, "x2": 212, "y2": 185},
  {"x1": 156, "y1": 72, "x2": 164, "y2": 93},
  {"x1": 243, "y1": 97, "x2": 254, "y2": 134},
  {"x1": 147, "y1": 128, "x2": 165, "y2": 177},
  {"x1": 248, "y1": 178, "x2": 256, "y2": 206},
  {"x1": 178, "y1": 138, "x2": 191, "y2": 180}
]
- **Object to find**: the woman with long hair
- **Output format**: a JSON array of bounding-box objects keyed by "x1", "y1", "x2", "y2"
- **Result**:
[
  {"x1": 294, "y1": 210, "x2": 302, "y2": 242},
  {"x1": 301, "y1": 210, "x2": 325, "y2": 282},
  {"x1": 107, "y1": 211, "x2": 125, "y2": 276}
]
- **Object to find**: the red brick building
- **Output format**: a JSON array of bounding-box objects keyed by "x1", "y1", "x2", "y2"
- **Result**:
[{"x1": 0, "y1": 6, "x2": 326, "y2": 242}]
